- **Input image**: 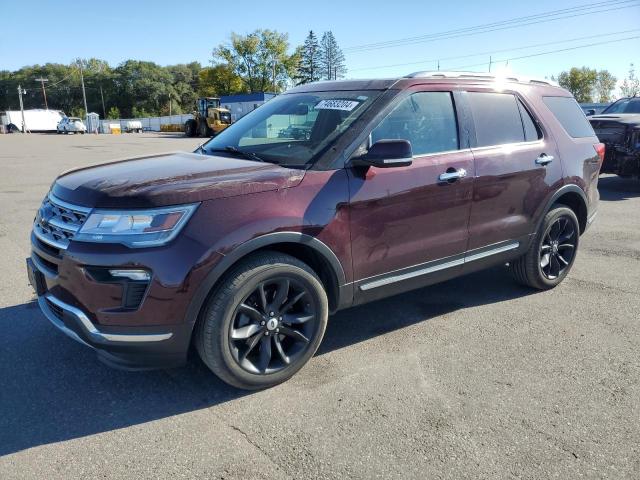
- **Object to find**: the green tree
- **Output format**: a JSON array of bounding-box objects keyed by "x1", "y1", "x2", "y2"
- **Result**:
[
  {"x1": 319, "y1": 31, "x2": 347, "y2": 80},
  {"x1": 295, "y1": 30, "x2": 322, "y2": 85},
  {"x1": 199, "y1": 64, "x2": 246, "y2": 97},
  {"x1": 595, "y1": 70, "x2": 617, "y2": 103},
  {"x1": 107, "y1": 106, "x2": 120, "y2": 119},
  {"x1": 557, "y1": 67, "x2": 598, "y2": 102},
  {"x1": 620, "y1": 63, "x2": 640, "y2": 97},
  {"x1": 213, "y1": 30, "x2": 296, "y2": 93}
]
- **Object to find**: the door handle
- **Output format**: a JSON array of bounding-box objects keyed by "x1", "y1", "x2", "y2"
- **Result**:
[
  {"x1": 535, "y1": 154, "x2": 554, "y2": 166},
  {"x1": 438, "y1": 168, "x2": 467, "y2": 182}
]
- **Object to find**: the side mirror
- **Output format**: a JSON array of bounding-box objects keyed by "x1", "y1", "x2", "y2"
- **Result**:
[
  {"x1": 351, "y1": 139, "x2": 413, "y2": 168},
  {"x1": 586, "y1": 109, "x2": 596, "y2": 116}
]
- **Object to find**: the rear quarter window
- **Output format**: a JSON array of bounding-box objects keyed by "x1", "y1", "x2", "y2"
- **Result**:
[{"x1": 542, "y1": 96, "x2": 595, "y2": 138}]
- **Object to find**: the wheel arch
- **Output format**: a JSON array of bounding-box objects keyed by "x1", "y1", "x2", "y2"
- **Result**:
[
  {"x1": 184, "y1": 232, "x2": 351, "y2": 332},
  {"x1": 539, "y1": 184, "x2": 589, "y2": 234}
]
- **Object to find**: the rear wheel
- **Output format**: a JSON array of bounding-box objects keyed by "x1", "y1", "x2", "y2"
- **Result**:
[
  {"x1": 510, "y1": 205, "x2": 579, "y2": 289},
  {"x1": 195, "y1": 252, "x2": 328, "y2": 390},
  {"x1": 199, "y1": 121, "x2": 211, "y2": 138},
  {"x1": 184, "y1": 119, "x2": 196, "y2": 137}
]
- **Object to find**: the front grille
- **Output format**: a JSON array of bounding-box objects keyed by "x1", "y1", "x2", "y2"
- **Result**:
[
  {"x1": 33, "y1": 194, "x2": 91, "y2": 249},
  {"x1": 45, "y1": 298, "x2": 64, "y2": 321}
]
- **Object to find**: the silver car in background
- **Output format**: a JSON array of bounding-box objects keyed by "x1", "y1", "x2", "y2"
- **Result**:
[{"x1": 57, "y1": 117, "x2": 87, "y2": 134}]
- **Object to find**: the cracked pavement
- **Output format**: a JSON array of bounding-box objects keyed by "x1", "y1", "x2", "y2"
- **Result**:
[{"x1": 1, "y1": 133, "x2": 639, "y2": 479}]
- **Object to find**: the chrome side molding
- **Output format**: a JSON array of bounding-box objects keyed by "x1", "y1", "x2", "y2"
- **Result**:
[{"x1": 359, "y1": 241, "x2": 520, "y2": 291}]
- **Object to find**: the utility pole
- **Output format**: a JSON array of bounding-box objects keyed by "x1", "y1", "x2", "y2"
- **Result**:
[
  {"x1": 272, "y1": 60, "x2": 276, "y2": 93},
  {"x1": 17, "y1": 85, "x2": 27, "y2": 133},
  {"x1": 34, "y1": 77, "x2": 49, "y2": 109},
  {"x1": 488, "y1": 56, "x2": 492, "y2": 73},
  {"x1": 77, "y1": 61, "x2": 88, "y2": 121},
  {"x1": 437, "y1": 60, "x2": 440, "y2": 71},
  {"x1": 99, "y1": 84, "x2": 106, "y2": 119}
]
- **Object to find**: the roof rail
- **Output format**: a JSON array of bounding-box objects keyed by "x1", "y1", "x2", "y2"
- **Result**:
[{"x1": 405, "y1": 71, "x2": 556, "y2": 86}]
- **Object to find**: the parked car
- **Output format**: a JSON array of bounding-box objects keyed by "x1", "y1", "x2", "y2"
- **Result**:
[
  {"x1": 57, "y1": 117, "x2": 87, "y2": 134},
  {"x1": 589, "y1": 97, "x2": 640, "y2": 177},
  {"x1": 27, "y1": 72, "x2": 603, "y2": 389}
]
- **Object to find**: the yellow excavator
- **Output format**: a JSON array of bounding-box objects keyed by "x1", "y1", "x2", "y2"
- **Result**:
[{"x1": 184, "y1": 97, "x2": 232, "y2": 137}]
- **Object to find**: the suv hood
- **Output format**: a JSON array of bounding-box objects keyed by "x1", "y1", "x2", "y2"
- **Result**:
[
  {"x1": 51, "y1": 152, "x2": 306, "y2": 208},
  {"x1": 589, "y1": 113, "x2": 640, "y2": 125}
]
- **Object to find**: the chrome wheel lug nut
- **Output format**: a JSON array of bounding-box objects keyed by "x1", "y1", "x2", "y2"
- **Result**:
[
  {"x1": 260, "y1": 321, "x2": 265, "y2": 326},
  {"x1": 265, "y1": 331, "x2": 269, "y2": 336}
]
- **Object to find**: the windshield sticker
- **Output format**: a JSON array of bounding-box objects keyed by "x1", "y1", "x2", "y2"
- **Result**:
[{"x1": 315, "y1": 99, "x2": 361, "y2": 111}]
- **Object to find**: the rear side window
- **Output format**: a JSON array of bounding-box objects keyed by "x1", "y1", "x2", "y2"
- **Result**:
[
  {"x1": 371, "y1": 91, "x2": 459, "y2": 156},
  {"x1": 467, "y1": 92, "x2": 525, "y2": 147},
  {"x1": 543, "y1": 96, "x2": 595, "y2": 138}
]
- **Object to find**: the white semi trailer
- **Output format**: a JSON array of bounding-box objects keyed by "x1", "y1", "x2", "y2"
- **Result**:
[{"x1": 0, "y1": 109, "x2": 65, "y2": 132}]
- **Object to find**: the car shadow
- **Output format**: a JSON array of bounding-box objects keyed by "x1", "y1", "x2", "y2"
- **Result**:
[
  {"x1": 598, "y1": 175, "x2": 640, "y2": 201},
  {"x1": 0, "y1": 266, "x2": 533, "y2": 457}
]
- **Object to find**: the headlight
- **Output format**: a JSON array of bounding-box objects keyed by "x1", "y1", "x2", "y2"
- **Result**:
[{"x1": 75, "y1": 203, "x2": 199, "y2": 248}]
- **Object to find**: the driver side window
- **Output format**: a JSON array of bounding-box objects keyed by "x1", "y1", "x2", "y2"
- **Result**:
[{"x1": 371, "y1": 92, "x2": 459, "y2": 156}]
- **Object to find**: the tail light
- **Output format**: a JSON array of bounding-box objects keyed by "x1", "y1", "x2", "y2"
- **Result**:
[{"x1": 593, "y1": 143, "x2": 605, "y2": 164}]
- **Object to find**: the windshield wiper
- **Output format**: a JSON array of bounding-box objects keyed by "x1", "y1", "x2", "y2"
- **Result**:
[{"x1": 207, "y1": 146, "x2": 273, "y2": 163}]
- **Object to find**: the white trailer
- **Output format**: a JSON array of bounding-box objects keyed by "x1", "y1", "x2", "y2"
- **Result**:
[{"x1": 0, "y1": 109, "x2": 65, "y2": 132}]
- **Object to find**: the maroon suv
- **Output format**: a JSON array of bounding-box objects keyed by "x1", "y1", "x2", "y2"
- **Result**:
[{"x1": 27, "y1": 72, "x2": 604, "y2": 389}]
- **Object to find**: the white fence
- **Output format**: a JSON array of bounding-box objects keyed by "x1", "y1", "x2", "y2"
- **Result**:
[{"x1": 99, "y1": 114, "x2": 193, "y2": 133}]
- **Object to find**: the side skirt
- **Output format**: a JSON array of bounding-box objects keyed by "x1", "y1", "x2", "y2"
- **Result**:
[{"x1": 353, "y1": 237, "x2": 530, "y2": 305}]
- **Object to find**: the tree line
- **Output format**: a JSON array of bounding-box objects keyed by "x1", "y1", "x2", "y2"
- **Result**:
[
  {"x1": 554, "y1": 63, "x2": 639, "y2": 103},
  {"x1": 0, "y1": 29, "x2": 347, "y2": 118}
]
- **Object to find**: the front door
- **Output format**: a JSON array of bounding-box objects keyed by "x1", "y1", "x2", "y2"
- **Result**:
[{"x1": 348, "y1": 90, "x2": 474, "y2": 302}]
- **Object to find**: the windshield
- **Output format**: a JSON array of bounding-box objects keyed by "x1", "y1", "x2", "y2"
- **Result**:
[
  {"x1": 202, "y1": 90, "x2": 381, "y2": 167},
  {"x1": 602, "y1": 98, "x2": 640, "y2": 114}
]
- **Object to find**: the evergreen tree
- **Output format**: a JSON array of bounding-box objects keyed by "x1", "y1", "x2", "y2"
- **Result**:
[
  {"x1": 319, "y1": 31, "x2": 347, "y2": 80},
  {"x1": 295, "y1": 31, "x2": 322, "y2": 85}
]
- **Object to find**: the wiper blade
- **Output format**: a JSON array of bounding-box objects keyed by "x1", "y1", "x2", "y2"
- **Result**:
[{"x1": 207, "y1": 146, "x2": 272, "y2": 163}]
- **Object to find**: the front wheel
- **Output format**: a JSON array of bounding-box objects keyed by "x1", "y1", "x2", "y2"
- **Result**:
[
  {"x1": 510, "y1": 205, "x2": 580, "y2": 290},
  {"x1": 195, "y1": 252, "x2": 329, "y2": 390}
]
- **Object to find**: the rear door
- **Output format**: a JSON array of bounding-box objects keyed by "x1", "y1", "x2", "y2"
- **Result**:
[
  {"x1": 464, "y1": 90, "x2": 563, "y2": 254},
  {"x1": 348, "y1": 88, "x2": 474, "y2": 301}
]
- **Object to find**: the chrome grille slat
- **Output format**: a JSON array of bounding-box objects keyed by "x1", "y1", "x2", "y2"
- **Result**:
[{"x1": 33, "y1": 194, "x2": 91, "y2": 250}]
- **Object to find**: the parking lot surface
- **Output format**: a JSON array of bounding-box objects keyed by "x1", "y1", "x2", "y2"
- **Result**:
[{"x1": 1, "y1": 133, "x2": 639, "y2": 479}]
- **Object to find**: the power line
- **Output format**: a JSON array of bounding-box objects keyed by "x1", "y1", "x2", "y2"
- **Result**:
[
  {"x1": 448, "y1": 34, "x2": 640, "y2": 71},
  {"x1": 345, "y1": 0, "x2": 637, "y2": 51},
  {"x1": 344, "y1": 0, "x2": 640, "y2": 52},
  {"x1": 350, "y1": 28, "x2": 640, "y2": 72}
]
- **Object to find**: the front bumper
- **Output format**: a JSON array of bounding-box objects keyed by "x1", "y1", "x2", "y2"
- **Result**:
[
  {"x1": 30, "y1": 261, "x2": 194, "y2": 369},
  {"x1": 27, "y1": 225, "x2": 218, "y2": 369}
]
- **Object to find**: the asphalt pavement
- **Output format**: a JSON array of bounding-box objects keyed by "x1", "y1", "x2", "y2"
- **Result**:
[{"x1": 1, "y1": 133, "x2": 638, "y2": 479}]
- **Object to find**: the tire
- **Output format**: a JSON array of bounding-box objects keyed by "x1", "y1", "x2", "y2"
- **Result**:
[
  {"x1": 510, "y1": 204, "x2": 580, "y2": 290},
  {"x1": 195, "y1": 251, "x2": 329, "y2": 390},
  {"x1": 184, "y1": 119, "x2": 196, "y2": 137},
  {"x1": 199, "y1": 121, "x2": 211, "y2": 138}
]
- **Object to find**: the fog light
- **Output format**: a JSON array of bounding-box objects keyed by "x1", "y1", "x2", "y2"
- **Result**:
[{"x1": 108, "y1": 269, "x2": 150, "y2": 281}]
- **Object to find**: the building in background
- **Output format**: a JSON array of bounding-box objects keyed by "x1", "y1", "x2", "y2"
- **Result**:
[{"x1": 220, "y1": 93, "x2": 276, "y2": 122}]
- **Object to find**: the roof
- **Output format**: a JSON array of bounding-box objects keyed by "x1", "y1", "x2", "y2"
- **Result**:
[
  {"x1": 219, "y1": 92, "x2": 276, "y2": 103},
  {"x1": 285, "y1": 72, "x2": 565, "y2": 95}
]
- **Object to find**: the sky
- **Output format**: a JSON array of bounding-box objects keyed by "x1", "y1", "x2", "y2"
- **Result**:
[{"x1": 2, "y1": 0, "x2": 639, "y2": 92}]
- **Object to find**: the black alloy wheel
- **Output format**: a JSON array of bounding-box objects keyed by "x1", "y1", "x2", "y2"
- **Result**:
[
  {"x1": 539, "y1": 216, "x2": 577, "y2": 280},
  {"x1": 510, "y1": 205, "x2": 580, "y2": 290},
  {"x1": 229, "y1": 276, "x2": 318, "y2": 375},
  {"x1": 196, "y1": 251, "x2": 328, "y2": 390}
]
